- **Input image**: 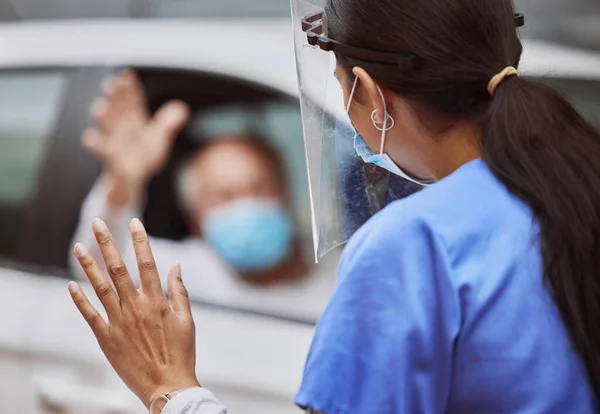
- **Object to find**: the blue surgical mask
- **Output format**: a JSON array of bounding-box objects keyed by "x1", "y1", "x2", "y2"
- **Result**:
[
  {"x1": 346, "y1": 76, "x2": 435, "y2": 187},
  {"x1": 202, "y1": 198, "x2": 294, "y2": 273}
]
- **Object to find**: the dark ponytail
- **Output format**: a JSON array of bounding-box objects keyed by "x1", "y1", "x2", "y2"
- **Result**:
[
  {"x1": 483, "y1": 76, "x2": 600, "y2": 394},
  {"x1": 326, "y1": 0, "x2": 600, "y2": 399}
]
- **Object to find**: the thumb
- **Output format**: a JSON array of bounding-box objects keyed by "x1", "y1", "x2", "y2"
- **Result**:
[
  {"x1": 168, "y1": 264, "x2": 192, "y2": 316},
  {"x1": 151, "y1": 100, "x2": 190, "y2": 140},
  {"x1": 81, "y1": 128, "x2": 108, "y2": 159}
]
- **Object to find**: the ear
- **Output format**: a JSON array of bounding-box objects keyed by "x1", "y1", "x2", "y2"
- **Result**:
[{"x1": 353, "y1": 67, "x2": 387, "y2": 123}]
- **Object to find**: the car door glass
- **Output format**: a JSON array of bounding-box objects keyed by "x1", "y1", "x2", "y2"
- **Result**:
[{"x1": 0, "y1": 70, "x2": 69, "y2": 262}]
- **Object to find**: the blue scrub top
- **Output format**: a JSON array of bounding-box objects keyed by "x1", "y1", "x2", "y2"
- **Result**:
[{"x1": 296, "y1": 159, "x2": 596, "y2": 413}]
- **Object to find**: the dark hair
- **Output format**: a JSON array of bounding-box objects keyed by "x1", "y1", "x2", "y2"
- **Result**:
[{"x1": 326, "y1": 0, "x2": 600, "y2": 397}]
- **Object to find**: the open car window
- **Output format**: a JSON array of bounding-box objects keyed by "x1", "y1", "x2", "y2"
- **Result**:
[{"x1": 2, "y1": 66, "x2": 337, "y2": 323}]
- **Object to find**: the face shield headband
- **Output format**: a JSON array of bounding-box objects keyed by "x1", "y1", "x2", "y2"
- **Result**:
[{"x1": 300, "y1": 11, "x2": 525, "y2": 68}]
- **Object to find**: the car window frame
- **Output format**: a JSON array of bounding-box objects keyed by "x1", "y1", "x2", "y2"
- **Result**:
[{"x1": 0, "y1": 64, "x2": 321, "y2": 326}]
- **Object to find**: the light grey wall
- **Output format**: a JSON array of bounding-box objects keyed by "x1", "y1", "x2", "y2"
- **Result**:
[
  {"x1": 0, "y1": 0, "x2": 291, "y2": 19},
  {"x1": 0, "y1": 0, "x2": 598, "y2": 47},
  {"x1": 517, "y1": 0, "x2": 600, "y2": 49},
  {"x1": 0, "y1": 0, "x2": 147, "y2": 19}
]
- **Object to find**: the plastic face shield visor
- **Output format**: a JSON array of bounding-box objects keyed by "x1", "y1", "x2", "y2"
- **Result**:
[{"x1": 291, "y1": 1, "x2": 524, "y2": 262}]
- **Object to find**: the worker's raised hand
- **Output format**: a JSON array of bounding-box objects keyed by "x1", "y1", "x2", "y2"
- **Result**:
[
  {"x1": 82, "y1": 70, "x2": 190, "y2": 206},
  {"x1": 68, "y1": 218, "x2": 200, "y2": 407}
]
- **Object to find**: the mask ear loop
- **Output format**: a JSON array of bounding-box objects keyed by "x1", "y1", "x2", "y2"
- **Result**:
[
  {"x1": 346, "y1": 76, "x2": 359, "y2": 113},
  {"x1": 372, "y1": 86, "x2": 395, "y2": 154},
  {"x1": 347, "y1": 77, "x2": 395, "y2": 155},
  {"x1": 371, "y1": 110, "x2": 395, "y2": 131}
]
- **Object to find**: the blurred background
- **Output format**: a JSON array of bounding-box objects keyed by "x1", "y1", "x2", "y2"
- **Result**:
[{"x1": 0, "y1": 1, "x2": 598, "y2": 413}]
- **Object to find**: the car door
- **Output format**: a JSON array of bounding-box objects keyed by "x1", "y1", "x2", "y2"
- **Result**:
[{"x1": 0, "y1": 64, "x2": 323, "y2": 414}]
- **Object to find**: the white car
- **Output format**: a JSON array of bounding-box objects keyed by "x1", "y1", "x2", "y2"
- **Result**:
[{"x1": 0, "y1": 18, "x2": 599, "y2": 414}]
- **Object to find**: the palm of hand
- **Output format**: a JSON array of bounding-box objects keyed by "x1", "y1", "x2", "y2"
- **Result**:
[{"x1": 83, "y1": 70, "x2": 190, "y2": 186}]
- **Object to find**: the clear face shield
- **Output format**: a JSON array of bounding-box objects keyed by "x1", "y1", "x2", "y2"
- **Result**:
[
  {"x1": 291, "y1": 1, "x2": 425, "y2": 262},
  {"x1": 291, "y1": 0, "x2": 525, "y2": 261}
]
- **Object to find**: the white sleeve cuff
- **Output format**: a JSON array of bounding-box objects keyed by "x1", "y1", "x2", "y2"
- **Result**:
[{"x1": 162, "y1": 388, "x2": 227, "y2": 414}]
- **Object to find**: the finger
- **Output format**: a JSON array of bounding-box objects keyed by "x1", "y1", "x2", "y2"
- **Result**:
[
  {"x1": 92, "y1": 218, "x2": 138, "y2": 300},
  {"x1": 129, "y1": 218, "x2": 164, "y2": 298},
  {"x1": 119, "y1": 68, "x2": 137, "y2": 85},
  {"x1": 90, "y1": 98, "x2": 109, "y2": 121},
  {"x1": 102, "y1": 76, "x2": 118, "y2": 97},
  {"x1": 73, "y1": 243, "x2": 121, "y2": 320},
  {"x1": 117, "y1": 69, "x2": 149, "y2": 116},
  {"x1": 68, "y1": 282, "x2": 109, "y2": 341},
  {"x1": 168, "y1": 264, "x2": 192, "y2": 316},
  {"x1": 151, "y1": 100, "x2": 190, "y2": 139},
  {"x1": 119, "y1": 69, "x2": 144, "y2": 96},
  {"x1": 81, "y1": 128, "x2": 108, "y2": 158},
  {"x1": 91, "y1": 98, "x2": 119, "y2": 134}
]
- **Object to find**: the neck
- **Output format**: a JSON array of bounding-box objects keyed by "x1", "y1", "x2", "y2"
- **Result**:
[{"x1": 428, "y1": 121, "x2": 482, "y2": 180}]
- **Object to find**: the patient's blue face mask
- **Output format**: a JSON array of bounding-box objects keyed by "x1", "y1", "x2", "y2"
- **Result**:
[
  {"x1": 202, "y1": 198, "x2": 294, "y2": 274},
  {"x1": 346, "y1": 76, "x2": 435, "y2": 187}
]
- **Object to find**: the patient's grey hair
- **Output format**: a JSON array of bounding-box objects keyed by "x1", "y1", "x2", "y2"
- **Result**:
[
  {"x1": 174, "y1": 135, "x2": 287, "y2": 215},
  {"x1": 176, "y1": 158, "x2": 199, "y2": 215}
]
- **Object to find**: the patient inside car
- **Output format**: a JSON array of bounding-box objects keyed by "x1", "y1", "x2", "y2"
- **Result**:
[{"x1": 70, "y1": 70, "x2": 317, "y2": 309}]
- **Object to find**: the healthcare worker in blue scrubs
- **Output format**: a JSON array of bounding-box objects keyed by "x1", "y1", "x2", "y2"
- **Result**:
[{"x1": 66, "y1": 0, "x2": 600, "y2": 412}]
